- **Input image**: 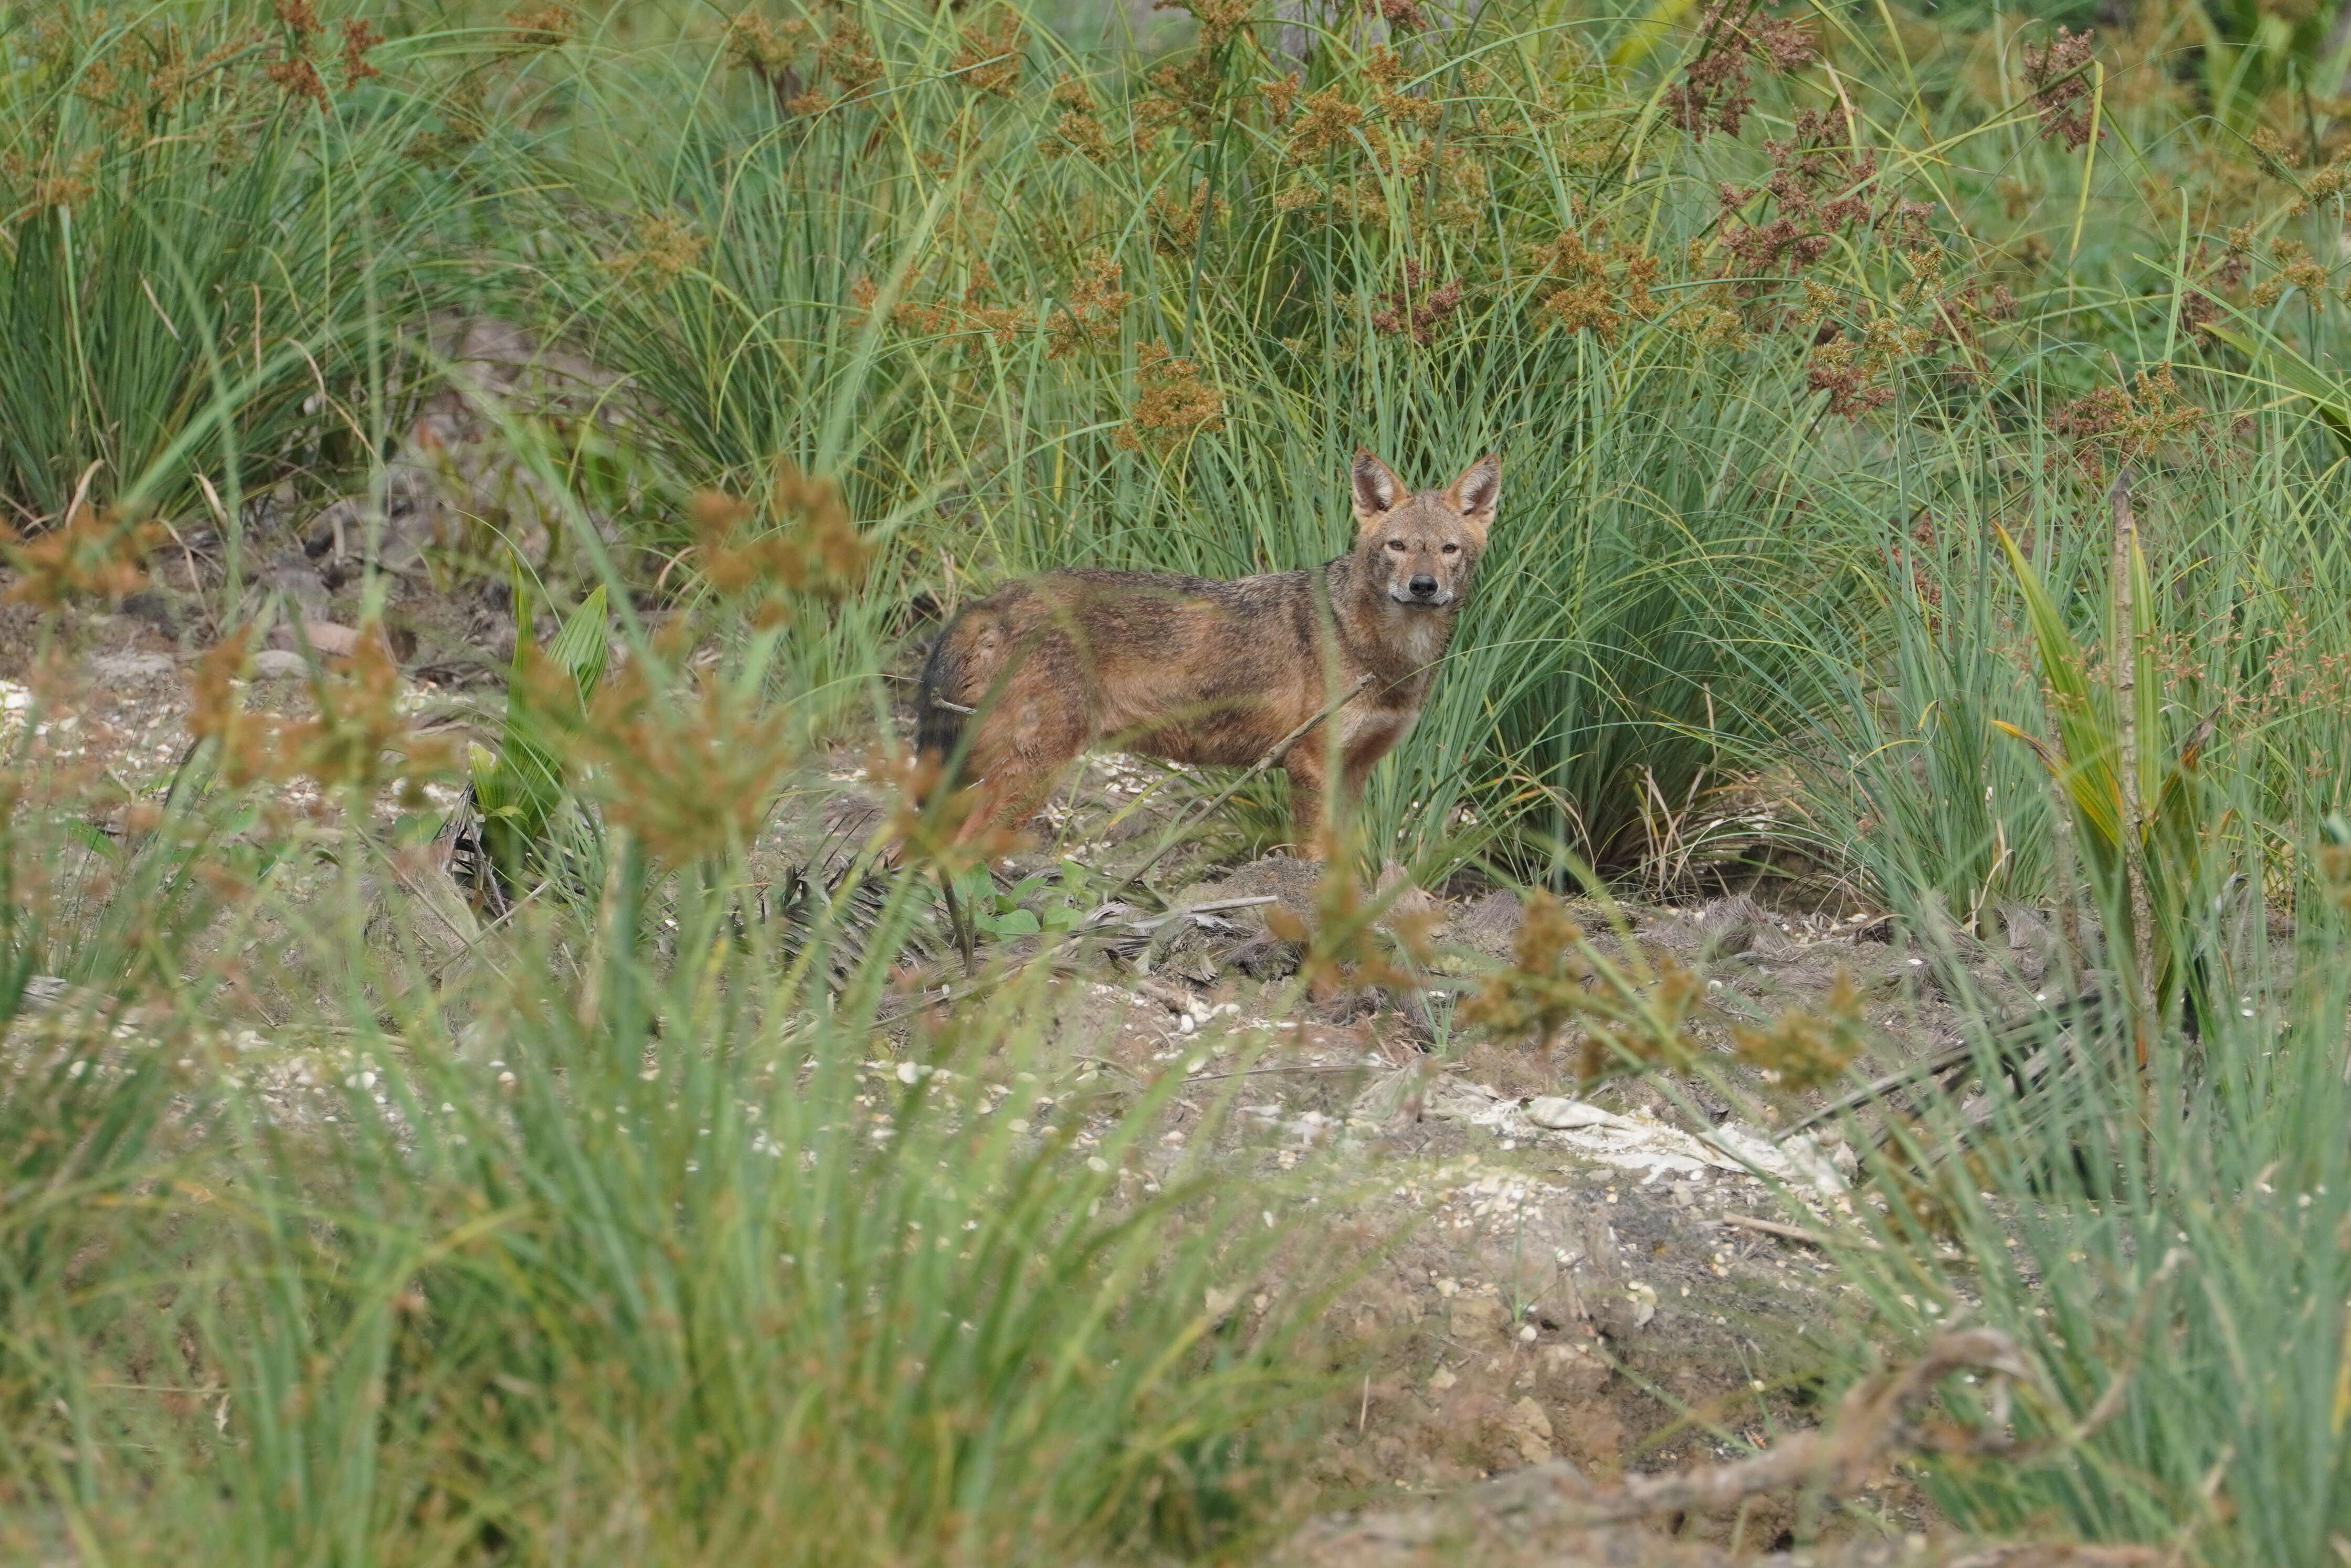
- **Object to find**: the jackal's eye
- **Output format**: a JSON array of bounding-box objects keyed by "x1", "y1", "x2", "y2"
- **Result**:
[
  {"x1": 1386, "y1": 539, "x2": 1406, "y2": 552},
  {"x1": 1440, "y1": 543, "x2": 1460, "y2": 555}
]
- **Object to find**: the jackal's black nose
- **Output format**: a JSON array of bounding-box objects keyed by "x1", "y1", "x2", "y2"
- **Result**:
[{"x1": 1408, "y1": 575, "x2": 1439, "y2": 600}]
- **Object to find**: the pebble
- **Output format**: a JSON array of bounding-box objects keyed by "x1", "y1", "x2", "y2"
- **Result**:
[{"x1": 250, "y1": 649, "x2": 309, "y2": 681}]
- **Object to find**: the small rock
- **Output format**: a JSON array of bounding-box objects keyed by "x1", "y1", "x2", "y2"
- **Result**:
[
  {"x1": 258, "y1": 550, "x2": 331, "y2": 619},
  {"x1": 266, "y1": 620, "x2": 374, "y2": 660},
  {"x1": 249, "y1": 649, "x2": 309, "y2": 681},
  {"x1": 1626, "y1": 1281, "x2": 1658, "y2": 1328},
  {"x1": 1504, "y1": 1396, "x2": 1554, "y2": 1465},
  {"x1": 1372, "y1": 860, "x2": 1437, "y2": 931},
  {"x1": 302, "y1": 497, "x2": 363, "y2": 560},
  {"x1": 1526, "y1": 1096, "x2": 1616, "y2": 1131},
  {"x1": 86, "y1": 652, "x2": 176, "y2": 686},
  {"x1": 455, "y1": 315, "x2": 533, "y2": 366},
  {"x1": 1447, "y1": 1294, "x2": 1507, "y2": 1341},
  {"x1": 119, "y1": 589, "x2": 187, "y2": 638}
]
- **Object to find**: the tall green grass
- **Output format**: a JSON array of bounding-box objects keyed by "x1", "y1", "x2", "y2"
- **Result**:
[
  {"x1": 0, "y1": 7, "x2": 487, "y2": 604},
  {"x1": 1816, "y1": 795, "x2": 2351, "y2": 1562},
  {"x1": 1783, "y1": 409, "x2": 2351, "y2": 1563},
  {"x1": 480, "y1": 0, "x2": 2351, "y2": 880}
]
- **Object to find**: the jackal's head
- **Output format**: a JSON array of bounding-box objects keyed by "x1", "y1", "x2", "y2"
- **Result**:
[{"x1": 1350, "y1": 449, "x2": 1500, "y2": 611}]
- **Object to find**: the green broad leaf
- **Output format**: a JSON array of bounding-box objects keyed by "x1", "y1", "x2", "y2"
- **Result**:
[
  {"x1": 467, "y1": 577, "x2": 614, "y2": 884},
  {"x1": 1993, "y1": 526, "x2": 2123, "y2": 854},
  {"x1": 469, "y1": 741, "x2": 516, "y2": 819},
  {"x1": 545, "y1": 583, "x2": 612, "y2": 705},
  {"x1": 953, "y1": 865, "x2": 997, "y2": 908},
  {"x1": 985, "y1": 908, "x2": 1042, "y2": 938}
]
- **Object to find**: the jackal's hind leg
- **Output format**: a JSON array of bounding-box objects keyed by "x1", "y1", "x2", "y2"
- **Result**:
[
  {"x1": 945, "y1": 635, "x2": 1090, "y2": 850},
  {"x1": 1283, "y1": 751, "x2": 1327, "y2": 857}
]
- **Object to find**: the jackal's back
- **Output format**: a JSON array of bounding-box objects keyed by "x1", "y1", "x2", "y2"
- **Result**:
[{"x1": 914, "y1": 567, "x2": 1325, "y2": 780}]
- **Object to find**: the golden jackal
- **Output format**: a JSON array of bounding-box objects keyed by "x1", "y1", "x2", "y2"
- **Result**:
[{"x1": 915, "y1": 449, "x2": 1499, "y2": 851}]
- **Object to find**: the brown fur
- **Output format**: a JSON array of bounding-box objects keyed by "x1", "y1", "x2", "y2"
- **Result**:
[{"x1": 916, "y1": 449, "x2": 1499, "y2": 850}]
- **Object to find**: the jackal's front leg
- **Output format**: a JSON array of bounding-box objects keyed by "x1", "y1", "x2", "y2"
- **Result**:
[{"x1": 952, "y1": 763, "x2": 1063, "y2": 847}]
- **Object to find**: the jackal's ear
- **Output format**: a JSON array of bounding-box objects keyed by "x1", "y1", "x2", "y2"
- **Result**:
[
  {"x1": 1446, "y1": 453, "x2": 1501, "y2": 538},
  {"x1": 1352, "y1": 449, "x2": 1405, "y2": 527}
]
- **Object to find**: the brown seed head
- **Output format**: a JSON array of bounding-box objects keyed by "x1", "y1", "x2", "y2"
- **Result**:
[
  {"x1": 1117, "y1": 344, "x2": 1225, "y2": 454},
  {"x1": 3, "y1": 500, "x2": 163, "y2": 609}
]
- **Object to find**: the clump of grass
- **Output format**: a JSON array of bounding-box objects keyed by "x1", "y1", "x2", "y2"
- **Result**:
[
  {"x1": 0, "y1": 597, "x2": 1346, "y2": 1567},
  {"x1": 0, "y1": 7, "x2": 482, "y2": 605},
  {"x1": 1800, "y1": 813, "x2": 2351, "y2": 1562}
]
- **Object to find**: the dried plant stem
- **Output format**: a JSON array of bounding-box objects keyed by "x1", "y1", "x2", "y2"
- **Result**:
[
  {"x1": 1716, "y1": 1210, "x2": 1972, "y2": 1265},
  {"x1": 1570, "y1": 1327, "x2": 2033, "y2": 1521},
  {"x1": 2108, "y1": 465, "x2": 2154, "y2": 1067},
  {"x1": 1296, "y1": 1327, "x2": 2169, "y2": 1558}
]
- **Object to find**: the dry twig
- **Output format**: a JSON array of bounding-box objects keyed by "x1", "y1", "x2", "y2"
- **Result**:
[{"x1": 1568, "y1": 1326, "x2": 2033, "y2": 1521}]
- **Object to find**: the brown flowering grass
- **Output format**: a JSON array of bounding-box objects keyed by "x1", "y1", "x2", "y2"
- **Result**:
[
  {"x1": 1529, "y1": 226, "x2": 1661, "y2": 344},
  {"x1": 2, "y1": 496, "x2": 163, "y2": 609},
  {"x1": 1731, "y1": 970, "x2": 1865, "y2": 1093},
  {"x1": 1045, "y1": 72, "x2": 1113, "y2": 162},
  {"x1": 1042, "y1": 251, "x2": 1130, "y2": 357},
  {"x1": 948, "y1": 10, "x2": 1022, "y2": 98},
  {"x1": 188, "y1": 626, "x2": 459, "y2": 804},
  {"x1": 816, "y1": 11, "x2": 883, "y2": 97},
  {"x1": 2046, "y1": 366, "x2": 2208, "y2": 481},
  {"x1": 1116, "y1": 344, "x2": 1224, "y2": 454},
  {"x1": 689, "y1": 463, "x2": 871, "y2": 625},
  {"x1": 1370, "y1": 258, "x2": 1463, "y2": 346},
  {"x1": 501, "y1": 3, "x2": 576, "y2": 57},
  {"x1": 1153, "y1": 0, "x2": 1254, "y2": 50},
  {"x1": 1457, "y1": 892, "x2": 1705, "y2": 1085},
  {"x1": 1662, "y1": 0, "x2": 1817, "y2": 141},
  {"x1": 723, "y1": 7, "x2": 807, "y2": 86},
  {"x1": 565, "y1": 652, "x2": 796, "y2": 865},
  {"x1": 2020, "y1": 26, "x2": 2101, "y2": 151},
  {"x1": 605, "y1": 211, "x2": 705, "y2": 286}
]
